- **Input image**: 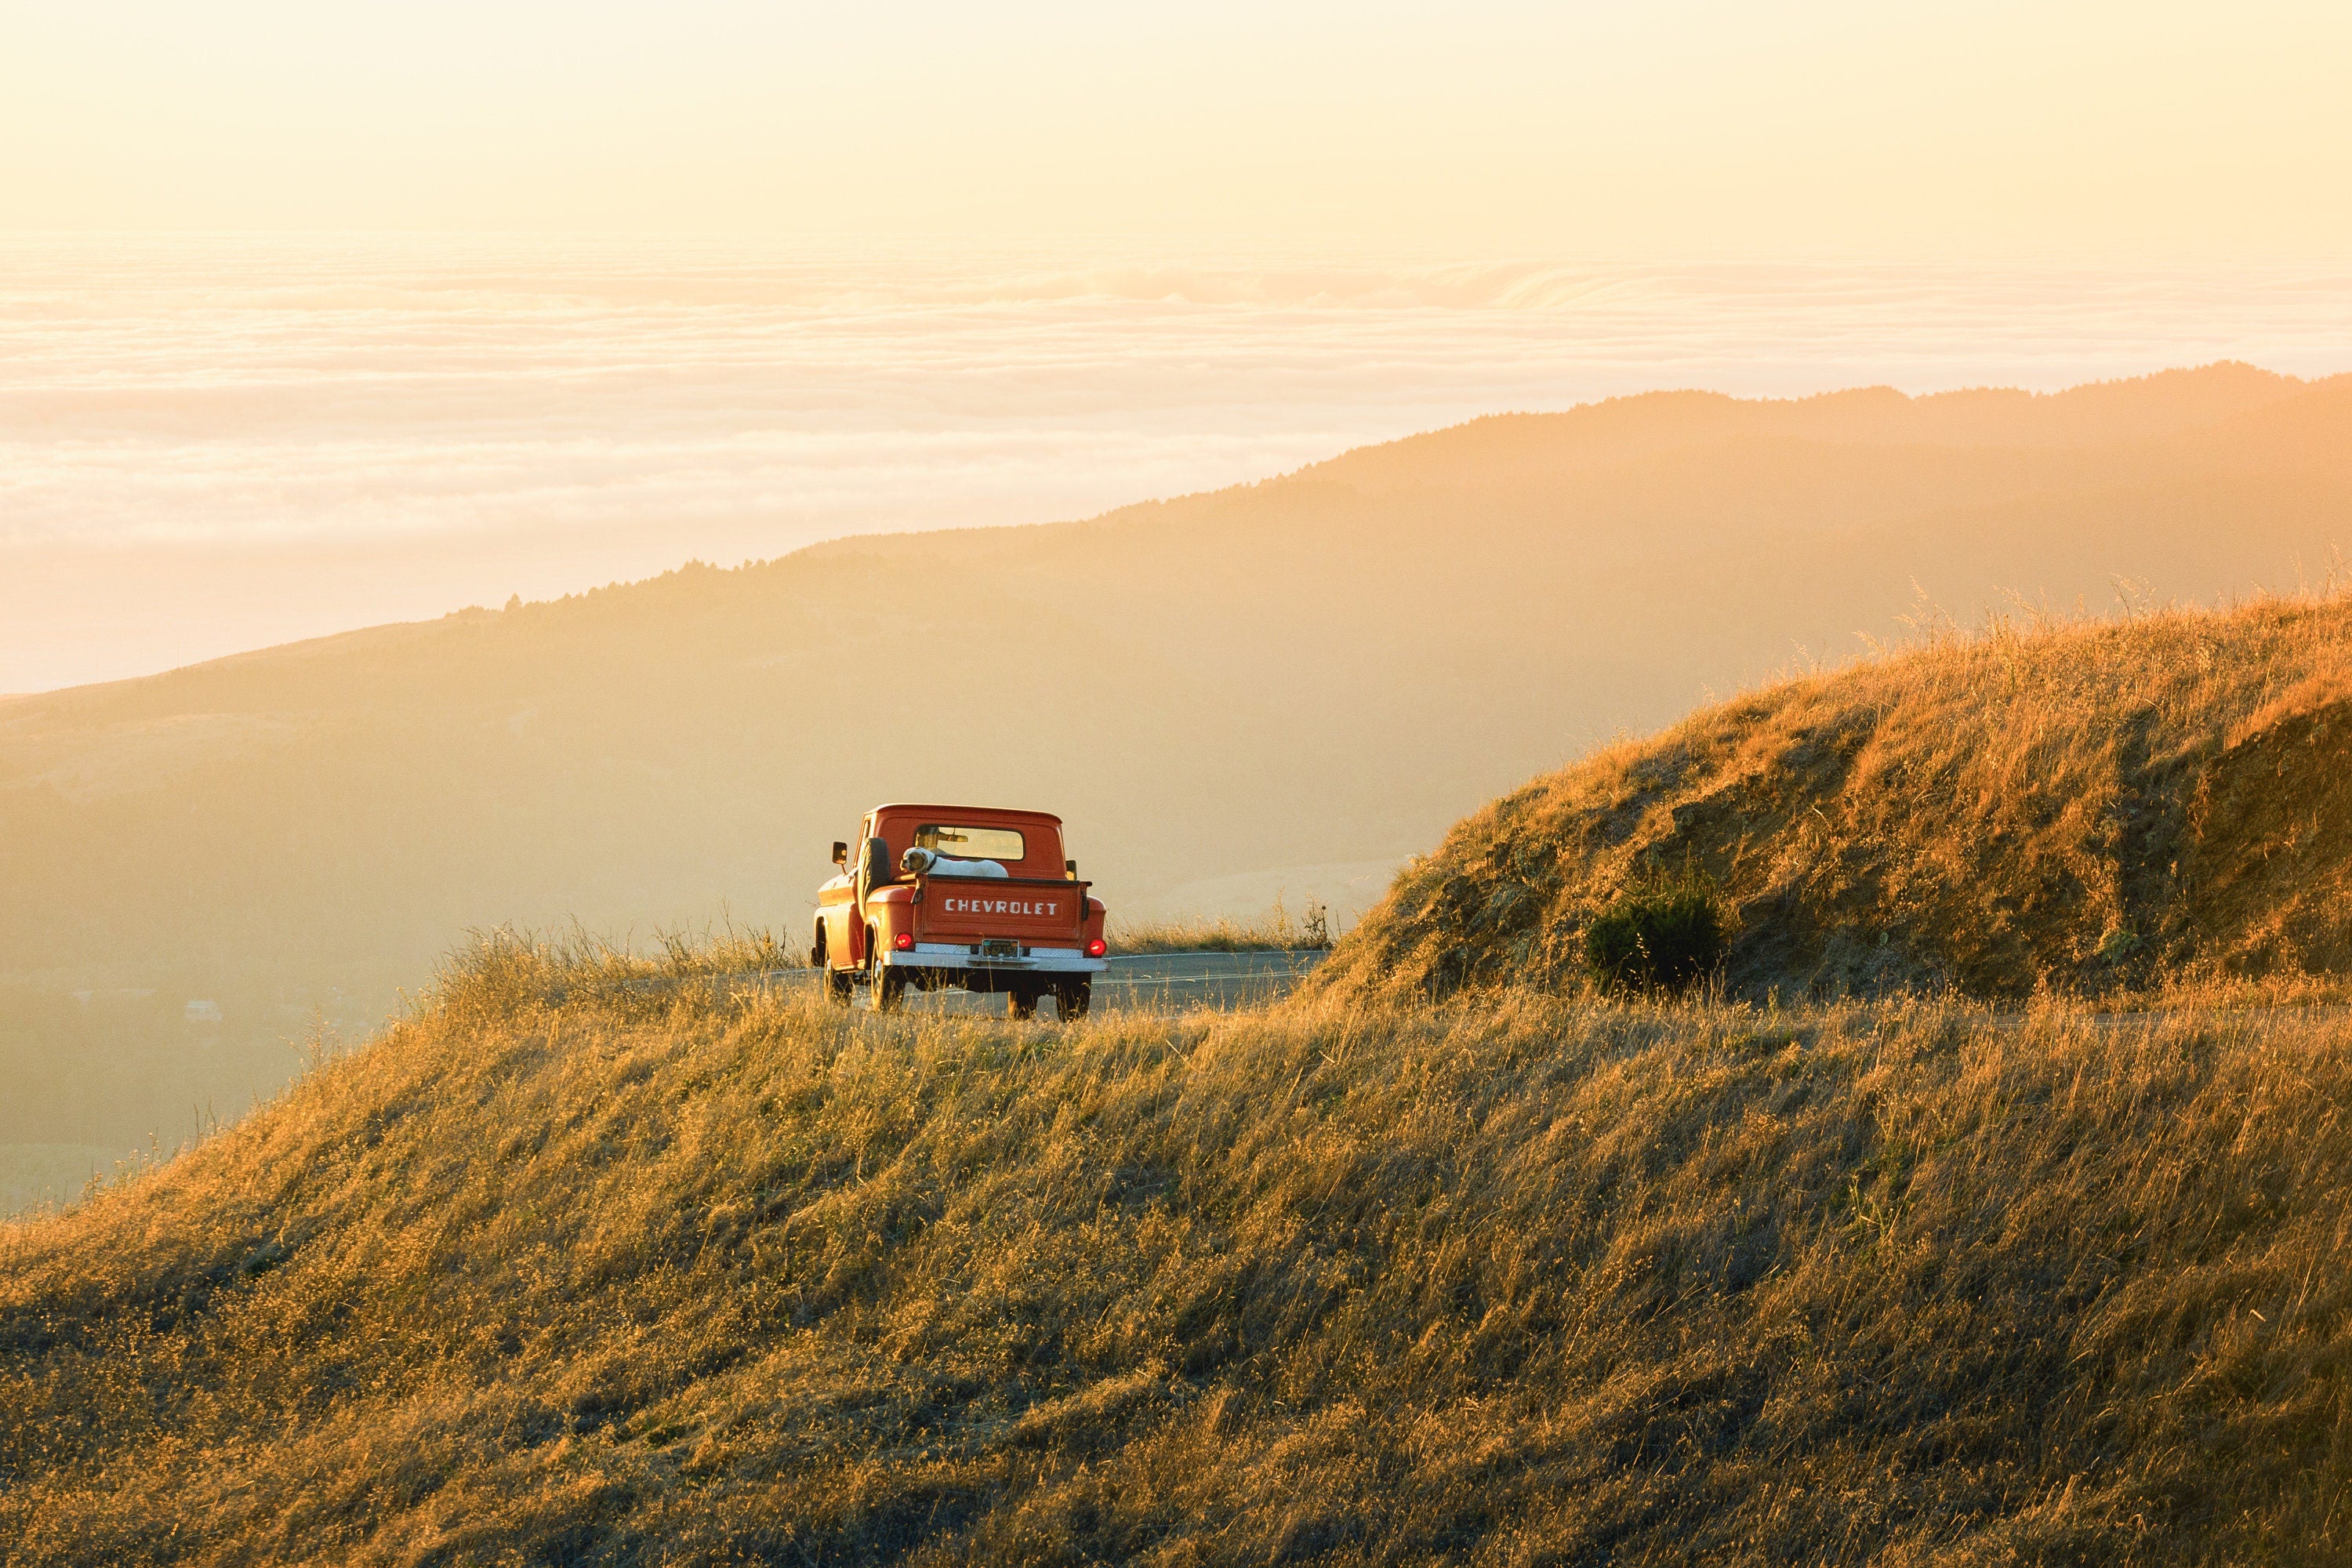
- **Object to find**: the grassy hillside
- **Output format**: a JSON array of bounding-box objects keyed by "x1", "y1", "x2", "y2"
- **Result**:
[
  {"x1": 1318, "y1": 594, "x2": 2352, "y2": 1004},
  {"x1": 9, "y1": 363, "x2": 2352, "y2": 1161},
  {"x1": 4, "y1": 937, "x2": 2349, "y2": 1563}
]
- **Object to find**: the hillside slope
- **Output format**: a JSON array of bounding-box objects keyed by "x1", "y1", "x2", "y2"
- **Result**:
[
  {"x1": 1317, "y1": 595, "x2": 2352, "y2": 1003},
  {"x1": 4, "y1": 940, "x2": 2349, "y2": 1563},
  {"x1": 9, "y1": 363, "x2": 2352, "y2": 1156}
]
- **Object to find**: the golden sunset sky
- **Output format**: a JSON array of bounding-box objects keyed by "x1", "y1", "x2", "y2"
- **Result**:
[{"x1": 5, "y1": 1, "x2": 2348, "y2": 252}]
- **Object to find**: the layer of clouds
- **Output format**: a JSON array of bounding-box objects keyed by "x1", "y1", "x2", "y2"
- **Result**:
[{"x1": 5, "y1": 237, "x2": 2350, "y2": 690}]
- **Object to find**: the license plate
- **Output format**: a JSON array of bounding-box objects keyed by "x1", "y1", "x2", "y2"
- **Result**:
[{"x1": 982, "y1": 938, "x2": 1020, "y2": 959}]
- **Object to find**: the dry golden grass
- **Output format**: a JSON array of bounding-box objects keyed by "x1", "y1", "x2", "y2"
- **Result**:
[
  {"x1": 1318, "y1": 593, "x2": 2352, "y2": 1004},
  {"x1": 5, "y1": 934, "x2": 2350, "y2": 1563},
  {"x1": 1109, "y1": 899, "x2": 1334, "y2": 955}
]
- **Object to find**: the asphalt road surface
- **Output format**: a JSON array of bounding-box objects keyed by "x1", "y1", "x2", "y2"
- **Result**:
[
  {"x1": 1091, "y1": 949, "x2": 1330, "y2": 1011},
  {"x1": 725, "y1": 949, "x2": 1328, "y2": 1017}
]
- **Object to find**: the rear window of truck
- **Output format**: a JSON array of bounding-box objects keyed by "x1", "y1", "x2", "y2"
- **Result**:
[{"x1": 914, "y1": 824, "x2": 1027, "y2": 862}]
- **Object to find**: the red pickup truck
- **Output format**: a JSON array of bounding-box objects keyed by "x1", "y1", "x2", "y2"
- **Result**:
[{"x1": 814, "y1": 803, "x2": 1108, "y2": 1018}]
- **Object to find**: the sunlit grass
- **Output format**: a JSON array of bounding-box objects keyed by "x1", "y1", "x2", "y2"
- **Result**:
[
  {"x1": 1109, "y1": 897, "x2": 1334, "y2": 955},
  {"x1": 4, "y1": 932, "x2": 2348, "y2": 1563},
  {"x1": 1322, "y1": 592, "x2": 2352, "y2": 1004}
]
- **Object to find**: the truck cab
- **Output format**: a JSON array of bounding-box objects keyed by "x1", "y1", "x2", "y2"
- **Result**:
[{"x1": 814, "y1": 803, "x2": 1107, "y2": 1018}]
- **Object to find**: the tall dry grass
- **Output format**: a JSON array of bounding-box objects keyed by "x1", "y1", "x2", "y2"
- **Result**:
[
  {"x1": 1109, "y1": 898, "x2": 1334, "y2": 955},
  {"x1": 5, "y1": 933, "x2": 2349, "y2": 1563},
  {"x1": 1319, "y1": 593, "x2": 2352, "y2": 1004}
]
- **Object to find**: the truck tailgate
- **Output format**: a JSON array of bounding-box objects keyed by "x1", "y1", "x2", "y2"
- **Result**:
[{"x1": 920, "y1": 877, "x2": 1090, "y2": 944}]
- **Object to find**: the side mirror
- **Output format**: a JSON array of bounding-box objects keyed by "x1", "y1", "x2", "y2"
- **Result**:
[
  {"x1": 832, "y1": 841, "x2": 848, "y2": 868},
  {"x1": 1065, "y1": 858, "x2": 1078, "y2": 878}
]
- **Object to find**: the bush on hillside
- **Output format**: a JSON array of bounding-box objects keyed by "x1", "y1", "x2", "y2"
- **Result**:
[{"x1": 1584, "y1": 876, "x2": 1727, "y2": 995}]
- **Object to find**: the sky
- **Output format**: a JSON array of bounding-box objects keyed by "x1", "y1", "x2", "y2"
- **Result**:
[
  {"x1": 5, "y1": 2, "x2": 2350, "y2": 252},
  {"x1": 3, "y1": 2, "x2": 2351, "y2": 691}
]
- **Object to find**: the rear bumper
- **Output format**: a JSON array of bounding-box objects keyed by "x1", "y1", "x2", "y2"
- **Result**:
[{"x1": 881, "y1": 942, "x2": 1105, "y2": 978}]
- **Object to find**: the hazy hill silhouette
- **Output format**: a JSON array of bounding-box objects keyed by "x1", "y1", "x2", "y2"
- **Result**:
[{"x1": 4, "y1": 361, "x2": 2350, "y2": 1160}]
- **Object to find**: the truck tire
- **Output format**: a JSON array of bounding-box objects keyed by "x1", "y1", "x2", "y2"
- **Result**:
[
  {"x1": 869, "y1": 967, "x2": 906, "y2": 1013},
  {"x1": 824, "y1": 967, "x2": 852, "y2": 1006},
  {"x1": 1007, "y1": 988, "x2": 1040, "y2": 1020},
  {"x1": 1054, "y1": 980, "x2": 1091, "y2": 1020}
]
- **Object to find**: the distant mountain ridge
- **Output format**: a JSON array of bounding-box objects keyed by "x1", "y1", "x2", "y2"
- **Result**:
[{"x1": 1289, "y1": 362, "x2": 2329, "y2": 492}]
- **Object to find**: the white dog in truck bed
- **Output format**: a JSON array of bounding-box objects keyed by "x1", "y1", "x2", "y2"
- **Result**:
[{"x1": 901, "y1": 846, "x2": 1008, "y2": 879}]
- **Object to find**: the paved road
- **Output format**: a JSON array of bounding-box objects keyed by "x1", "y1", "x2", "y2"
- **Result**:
[
  {"x1": 1092, "y1": 949, "x2": 1330, "y2": 1011},
  {"x1": 710, "y1": 949, "x2": 1328, "y2": 1017}
]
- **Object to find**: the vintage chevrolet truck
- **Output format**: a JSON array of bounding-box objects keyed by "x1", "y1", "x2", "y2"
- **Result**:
[{"x1": 813, "y1": 803, "x2": 1108, "y2": 1018}]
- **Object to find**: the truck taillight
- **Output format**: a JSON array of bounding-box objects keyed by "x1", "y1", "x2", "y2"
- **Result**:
[
  {"x1": 1087, "y1": 938, "x2": 1107, "y2": 958},
  {"x1": 894, "y1": 931, "x2": 914, "y2": 951}
]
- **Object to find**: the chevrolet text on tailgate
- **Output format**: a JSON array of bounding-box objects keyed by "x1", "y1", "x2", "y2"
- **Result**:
[{"x1": 813, "y1": 804, "x2": 1108, "y2": 1018}]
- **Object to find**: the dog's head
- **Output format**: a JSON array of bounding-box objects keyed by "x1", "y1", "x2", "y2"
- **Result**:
[{"x1": 899, "y1": 846, "x2": 938, "y2": 877}]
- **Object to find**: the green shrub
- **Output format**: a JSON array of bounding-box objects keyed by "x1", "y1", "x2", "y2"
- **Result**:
[{"x1": 1584, "y1": 878, "x2": 1728, "y2": 994}]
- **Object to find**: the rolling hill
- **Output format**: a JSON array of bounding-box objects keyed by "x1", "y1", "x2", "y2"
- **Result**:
[
  {"x1": 1316, "y1": 594, "x2": 2352, "y2": 1002},
  {"x1": 3, "y1": 935, "x2": 2347, "y2": 1563},
  {"x1": 6, "y1": 361, "x2": 2352, "y2": 1165}
]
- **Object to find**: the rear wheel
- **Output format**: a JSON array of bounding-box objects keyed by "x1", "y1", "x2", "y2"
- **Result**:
[
  {"x1": 1007, "y1": 989, "x2": 1040, "y2": 1021},
  {"x1": 1054, "y1": 980, "x2": 1091, "y2": 1021},
  {"x1": 869, "y1": 966, "x2": 906, "y2": 1013},
  {"x1": 815, "y1": 931, "x2": 852, "y2": 1006}
]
